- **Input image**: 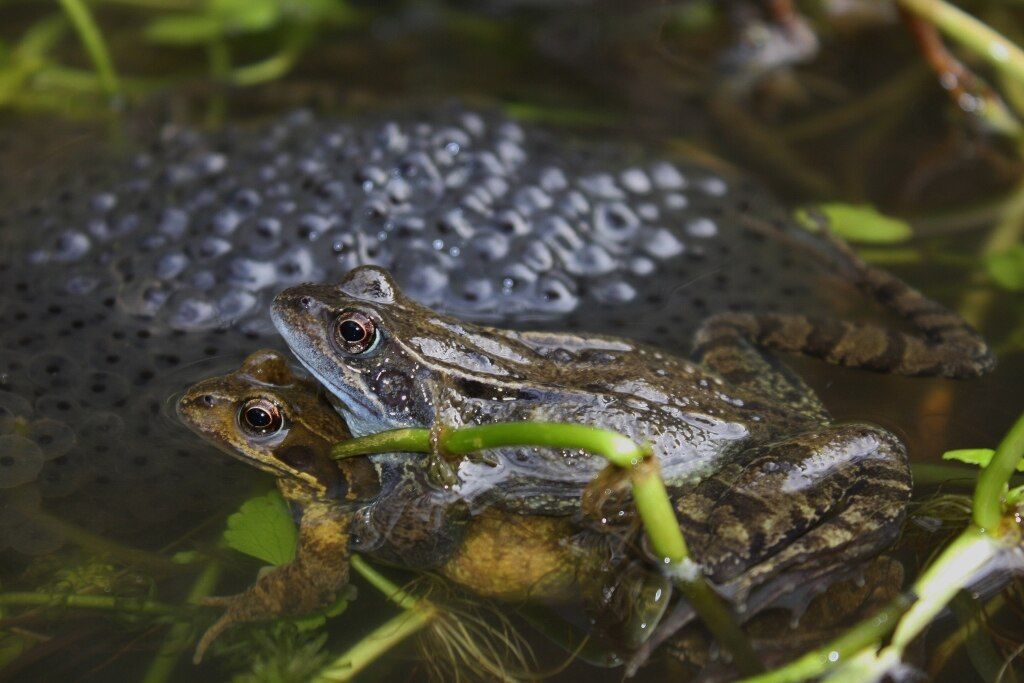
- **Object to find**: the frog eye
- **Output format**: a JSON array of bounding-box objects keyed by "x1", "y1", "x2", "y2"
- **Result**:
[
  {"x1": 333, "y1": 310, "x2": 380, "y2": 355},
  {"x1": 239, "y1": 398, "x2": 283, "y2": 436}
]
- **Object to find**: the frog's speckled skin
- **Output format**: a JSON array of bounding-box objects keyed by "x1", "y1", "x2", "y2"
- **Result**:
[
  {"x1": 270, "y1": 220, "x2": 993, "y2": 660},
  {"x1": 0, "y1": 107, "x2": 854, "y2": 551}
]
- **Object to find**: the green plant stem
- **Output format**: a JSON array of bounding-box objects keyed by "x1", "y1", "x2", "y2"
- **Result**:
[
  {"x1": 898, "y1": 0, "x2": 1024, "y2": 87},
  {"x1": 314, "y1": 556, "x2": 437, "y2": 681},
  {"x1": 141, "y1": 561, "x2": 222, "y2": 683},
  {"x1": 333, "y1": 423, "x2": 762, "y2": 674},
  {"x1": 312, "y1": 605, "x2": 438, "y2": 682},
  {"x1": 57, "y1": 0, "x2": 121, "y2": 96},
  {"x1": 0, "y1": 591, "x2": 181, "y2": 614},
  {"x1": 972, "y1": 411, "x2": 1024, "y2": 531},
  {"x1": 349, "y1": 556, "x2": 420, "y2": 611},
  {"x1": 230, "y1": 26, "x2": 310, "y2": 86},
  {"x1": 741, "y1": 593, "x2": 915, "y2": 683},
  {"x1": 891, "y1": 529, "x2": 1003, "y2": 651}
]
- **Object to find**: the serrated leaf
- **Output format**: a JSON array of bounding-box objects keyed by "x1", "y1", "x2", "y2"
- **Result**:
[
  {"x1": 795, "y1": 204, "x2": 913, "y2": 244},
  {"x1": 941, "y1": 448, "x2": 1024, "y2": 472},
  {"x1": 984, "y1": 244, "x2": 1024, "y2": 291},
  {"x1": 223, "y1": 490, "x2": 298, "y2": 567}
]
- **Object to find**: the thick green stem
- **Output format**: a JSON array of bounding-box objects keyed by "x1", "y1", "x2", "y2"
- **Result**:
[
  {"x1": 972, "y1": 412, "x2": 1024, "y2": 530},
  {"x1": 333, "y1": 422, "x2": 761, "y2": 673},
  {"x1": 315, "y1": 556, "x2": 437, "y2": 681},
  {"x1": 57, "y1": 0, "x2": 121, "y2": 96},
  {"x1": 349, "y1": 556, "x2": 420, "y2": 611},
  {"x1": 898, "y1": 0, "x2": 1024, "y2": 87},
  {"x1": 741, "y1": 594, "x2": 915, "y2": 683},
  {"x1": 312, "y1": 605, "x2": 437, "y2": 682}
]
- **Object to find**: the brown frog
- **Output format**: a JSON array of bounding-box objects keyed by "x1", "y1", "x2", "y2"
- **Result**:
[
  {"x1": 268, "y1": 227, "x2": 993, "y2": 658},
  {"x1": 177, "y1": 350, "x2": 616, "y2": 660}
]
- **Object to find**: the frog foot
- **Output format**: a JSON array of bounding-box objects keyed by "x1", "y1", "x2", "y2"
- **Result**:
[
  {"x1": 581, "y1": 463, "x2": 635, "y2": 528},
  {"x1": 426, "y1": 421, "x2": 460, "y2": 489},
  {"x1": 193, "y1": 593, "x2": 253, "y2": 663}
]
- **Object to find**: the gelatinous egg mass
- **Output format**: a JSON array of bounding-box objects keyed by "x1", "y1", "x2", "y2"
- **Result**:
[{"x1": 0, "y1": 107, "x2": 846, "y2": 553}]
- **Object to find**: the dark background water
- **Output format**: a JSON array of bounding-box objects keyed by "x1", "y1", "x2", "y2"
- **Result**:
[{"x1": 0, "y1": 2, "x2": 1022, "y2": 681}]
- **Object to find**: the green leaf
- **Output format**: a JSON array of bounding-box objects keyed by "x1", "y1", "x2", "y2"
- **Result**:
[
  {"x1": 210, "y1": 0, "x2": 280, "y2": 33},
  {"x1": 795, "y1": 204, "x2": 913, "y2": 244},
  {"x1": 942, "y1": 448, "x2": 1024, "y2": 472},
  {"x1": 984, "y1": 244, "x2": 1024, "y2": 291},
  {"x1": 145, "y1": 15, "x2": 224, "y2": 44},
  {"x1": 223, "y1": 490, "x2": 298, "y2": 567}
]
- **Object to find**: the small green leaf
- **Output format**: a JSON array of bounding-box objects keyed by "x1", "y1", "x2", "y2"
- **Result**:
[
  {"x1": 942, "y1": 448, "x2": 1024, "y2": 472},
  {"x1": 210, "y1": 0, "x2": 280, "y2": 33},
  {"x1": 984, "y1": 244, "x2": 1024, "y2": 291},
  {"x1": 795, "y1": 204, "x2": 913, "y2": 244},
  {"x1": 223, "y1": 490, "x2": 298, "y2": 567},
  {"x1": 145, "y1": 15, "x2": 224, "y2": 44},
  {"x1": 171, "y1": 550, "x2": 200, "y2": 564}
]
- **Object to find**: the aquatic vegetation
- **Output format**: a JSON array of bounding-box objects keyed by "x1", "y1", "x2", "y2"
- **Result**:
[{"x1": 1, "y1": 1, "x2": 1023, "y2": 681}]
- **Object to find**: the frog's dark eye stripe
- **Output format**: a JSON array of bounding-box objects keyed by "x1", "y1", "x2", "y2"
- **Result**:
[
  {"x1": 239, "y1": 398, "x2": 283, "y2": 436},
  {"x1": 333, "y1": 310, "x2": 379, "y2": 355}
]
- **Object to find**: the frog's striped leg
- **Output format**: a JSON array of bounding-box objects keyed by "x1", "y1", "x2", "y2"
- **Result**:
[
  {"x1": 630, "y1": 423, "x2": 911, "y2": 672},
  {"x1": 193, "y1": 502, "x2": 351, "y2": 662},
  {"x1": 691, "y1": 331, "x2": 830, "y2": 421},
  {"x1": 694, "y1": 230, "x2": 995, "y2": 378}
]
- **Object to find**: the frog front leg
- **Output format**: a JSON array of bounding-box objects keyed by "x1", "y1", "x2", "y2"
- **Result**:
[
  {"x1": 636, "y1": 423, "x2": 911, "y2": 665},
  {"x1": 194, "y1": 500, "x2": 351, "y2": 662}
]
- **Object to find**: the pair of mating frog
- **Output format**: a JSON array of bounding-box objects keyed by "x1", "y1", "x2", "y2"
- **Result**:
[{"x1": 178, "y1": 226, "x2": 994, "y2": 670}]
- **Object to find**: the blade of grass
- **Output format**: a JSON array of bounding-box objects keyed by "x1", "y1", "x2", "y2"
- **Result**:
[{"x1": 57, "y1": 0, "x2": 120, "y2": 96}]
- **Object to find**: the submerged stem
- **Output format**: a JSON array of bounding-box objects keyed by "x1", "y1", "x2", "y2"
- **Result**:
[
  {"x1": 142, "y1": 561, "x2": 223, "y2": 683},
  {"x1": 972, "y1": 411, "x2": 1024, "y2": 531},
  {"x1": 312, "y1": 605, "x2": 437, "y2": 682},
  {"x1": 898, "y1": 0, "x2": 1024, "y2": 88}
]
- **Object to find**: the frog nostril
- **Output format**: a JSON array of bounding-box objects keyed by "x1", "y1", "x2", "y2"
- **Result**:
[
  {"x1": 202, "y1": 394, "x2": 215, "y2": 407},
  {"x1": 299, "y1": 296, "x2": 313, "y2": 309}
]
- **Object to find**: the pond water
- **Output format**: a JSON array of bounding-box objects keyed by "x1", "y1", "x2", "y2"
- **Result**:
[{"x1": 0, "y1": 3, "x2": 1022, "y2": 681}]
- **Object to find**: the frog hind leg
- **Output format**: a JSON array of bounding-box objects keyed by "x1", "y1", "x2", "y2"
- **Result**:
[
  {"x1": 193, "y1": 501, "x2": 351, "y2": 663},
  {"x1": 692, "y1": 330, "x2": 829, "y2": 421},
  {"x1": 685, "y1": 423, "x2": 911, "y2": 597},
  {"x1": 630, "y1": 424, "x2": 910, "y2": 672},
  {"x1": 694, "y1": 228, "x2": 995, "y2": 378}
]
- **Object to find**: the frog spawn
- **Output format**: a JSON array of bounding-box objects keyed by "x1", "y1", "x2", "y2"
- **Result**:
[{"x1": 0, "y1": 106, "x2": 848, "y2": 552}]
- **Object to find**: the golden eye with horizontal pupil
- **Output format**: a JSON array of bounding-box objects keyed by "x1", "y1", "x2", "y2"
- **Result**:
[
  {"x1": 334, "y1": 310, "x2": 379, "y2": 354},
  {"x1": 239, "y1": 398, "x2": 283, "y2": 436}
]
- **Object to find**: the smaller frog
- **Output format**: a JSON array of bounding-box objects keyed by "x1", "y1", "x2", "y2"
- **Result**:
[
  {"x1": 178, "y1": 350, "x2": 622, "y2": 660},
  {"x1": 176, "y1": 349, "x2": 380, "y2": 661}
]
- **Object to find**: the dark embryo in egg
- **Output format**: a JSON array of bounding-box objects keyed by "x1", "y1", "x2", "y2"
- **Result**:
[{"x1": 0, "y1": 106, "x2": 850, "y2": 552}]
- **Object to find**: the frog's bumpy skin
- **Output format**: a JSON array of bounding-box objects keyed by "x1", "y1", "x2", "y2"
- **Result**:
[{"x1": 0, "y1": 107, "x2": 837, "y2": 554}]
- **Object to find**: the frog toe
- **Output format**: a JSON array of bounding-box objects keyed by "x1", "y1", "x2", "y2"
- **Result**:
[{"x1": 193, "y1": 611, "x2": 237, "y2": 664}]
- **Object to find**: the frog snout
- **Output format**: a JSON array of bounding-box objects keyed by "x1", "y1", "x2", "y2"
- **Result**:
[{"x1": 175, "y1": 389, "x2": 218, "y2": 420}]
